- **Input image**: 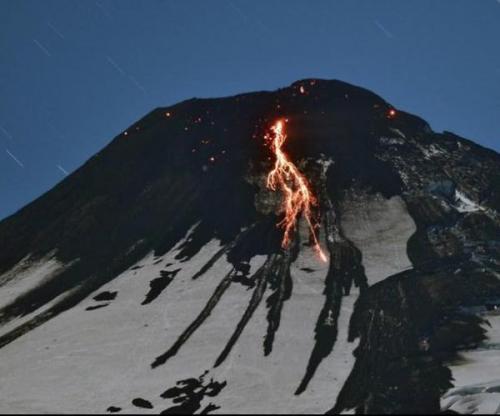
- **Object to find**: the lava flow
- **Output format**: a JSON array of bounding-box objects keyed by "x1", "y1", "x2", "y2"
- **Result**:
[{"x1": 265, "y1": 119, "x2": 327, "y2": 262}]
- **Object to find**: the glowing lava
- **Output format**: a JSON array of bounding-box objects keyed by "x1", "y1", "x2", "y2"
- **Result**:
[{"x1": 265, "y1": 119, "x2": 327, "y2": 262}]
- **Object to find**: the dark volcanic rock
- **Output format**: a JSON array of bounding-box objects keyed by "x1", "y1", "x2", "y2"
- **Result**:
[
  {"x1": 160, "y1": 371, "x2": 226, "y2": 415},
  {"x1": 85, "y1": 303, "x2": 109, "y2": 311},
  {"x1": 132, "y1": 398, "x2": 153, "y2": 409},
  {"x1": 93, "y1": 291, "x2": 118, "y2": 302},
  {"x1": 142, "y1": 268, "x2": 181, "y2": 305}
]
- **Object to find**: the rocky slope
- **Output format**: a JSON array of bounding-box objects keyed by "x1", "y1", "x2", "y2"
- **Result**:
[{"x1": 0, "y1": 79, "x2": 499, "y2": 414}]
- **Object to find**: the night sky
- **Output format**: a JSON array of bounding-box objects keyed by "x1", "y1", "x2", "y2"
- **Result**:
[{"x1": 1, "y1": 0, "x2": 499, "y2": 220}]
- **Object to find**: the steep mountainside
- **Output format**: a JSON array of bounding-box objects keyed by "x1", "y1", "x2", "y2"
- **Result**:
[{"x1": 0, "y1": 79, "x2": 499, "y2": 414}]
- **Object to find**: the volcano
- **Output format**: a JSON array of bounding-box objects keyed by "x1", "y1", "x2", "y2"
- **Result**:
[{"x1": 0, "y1": 79, "x2": 499, "y2": 414}]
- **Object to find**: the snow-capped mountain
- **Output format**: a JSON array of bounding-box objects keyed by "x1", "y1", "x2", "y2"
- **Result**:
[{"x1": 0, "y1": 79, "x2": 499, "y2": 414}]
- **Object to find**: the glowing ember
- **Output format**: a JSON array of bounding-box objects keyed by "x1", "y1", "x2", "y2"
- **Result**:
[{"x1": 265, "y1": 119, "x2": 327, "y2": 262}]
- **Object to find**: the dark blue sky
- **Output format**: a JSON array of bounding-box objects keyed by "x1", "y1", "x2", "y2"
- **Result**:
[{"x1": 1, "y1": 0, "x2": 499, "y2": 220}]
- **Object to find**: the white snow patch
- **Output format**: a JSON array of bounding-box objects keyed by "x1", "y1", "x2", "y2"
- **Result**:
[
  {"x1": 442, "y1": 314, "x2": 500, "y2": 414},
  {"x1": 316, "y1": 156, "x2": 334, "y2": 176},
  {"x1": 209, "y1": 219, "x2": 356, "y2": 413},
  {"x1": 389, "y1": 127, "x2": 406, "y2": 139},
  {"x1": 0, "y1": 291, "x2": 71, "y2": 338},
  {"x1": 420, "y1": 144, "x2": 445, "y2": 159},
  {"x1": 379, "y1": 136, "x2": 404, "y2": 146},
  {"x1": 0, "y1": 253, "x2": 69, "y2": 310},
  {"x1": 339, "y1": 193, "x2": 416, "y2": 285},
  {"x1": 454, "y1": 190, "x2": 484, "y2": 213},
  {"x1": 0, "y1": 236, "x2": 229, "y2": 414},
  {"x1": 0, "y1": 216, "x2": 360, "y2": 414},
  {"x1": 396, "y1": 168, "x2": 410, "y2": 187}
]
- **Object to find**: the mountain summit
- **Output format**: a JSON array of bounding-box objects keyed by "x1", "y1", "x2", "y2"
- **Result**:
[{"x1": 0, "y1": 79, "x2": 499, "y2": 414}]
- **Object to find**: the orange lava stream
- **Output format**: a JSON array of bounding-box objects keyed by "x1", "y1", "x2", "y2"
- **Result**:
[{"x1": 265, "y1": 119, "x2": 327, "y2": 262}]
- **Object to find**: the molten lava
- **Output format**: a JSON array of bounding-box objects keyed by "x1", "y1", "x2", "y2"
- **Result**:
[{"x1": 265, "y1": 119, "x2": 327, "y2": 262}]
